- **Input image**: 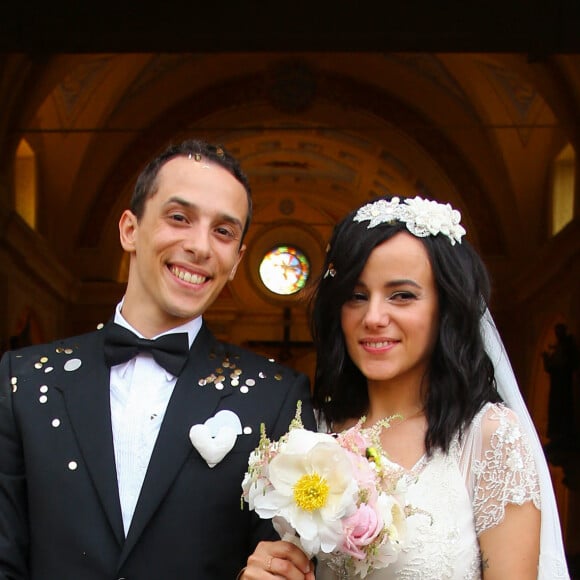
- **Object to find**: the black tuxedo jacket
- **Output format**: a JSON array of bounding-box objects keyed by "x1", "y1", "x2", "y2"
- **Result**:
[{"x1": 0, "y1": 323, "x2": 315, "y2": 579}]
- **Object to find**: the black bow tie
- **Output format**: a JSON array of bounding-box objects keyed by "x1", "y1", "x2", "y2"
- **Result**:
[{"x1": 103, "y1": 323, "x2": 190, "y2": 376}]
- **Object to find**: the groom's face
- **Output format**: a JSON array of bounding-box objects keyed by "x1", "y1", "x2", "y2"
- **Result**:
[{"x1": 119, "y1": 156, "x2": 248, "y2": 335}]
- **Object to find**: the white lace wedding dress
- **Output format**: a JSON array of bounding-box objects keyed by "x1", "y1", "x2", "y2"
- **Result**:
[{"x1": 317, "y1": 402, "x2": 541, "y2": 579}]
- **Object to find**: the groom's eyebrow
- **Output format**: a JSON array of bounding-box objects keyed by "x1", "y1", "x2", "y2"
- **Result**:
[{"x1": 163, "y1": 196, "x2": 244, "y2": 231}]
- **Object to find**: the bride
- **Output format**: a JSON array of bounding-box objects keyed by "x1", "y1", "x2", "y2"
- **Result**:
[
  {"x1": 239, "y1": 196, "x2": 568, "y2": 579},
  {"x1": 309, "y1": 196, "x2": 568, "y2": 579}
]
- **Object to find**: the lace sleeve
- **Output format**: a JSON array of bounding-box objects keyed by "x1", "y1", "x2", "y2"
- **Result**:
[{"x1": 469, "y1": 403, "x2": 541, "y2": 536}]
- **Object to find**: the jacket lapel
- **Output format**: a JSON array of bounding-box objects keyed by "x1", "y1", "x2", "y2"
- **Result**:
[
  {"x1": 54, "y1": 330, "x2": 125, "y2": 546},
  {"x1": 119, "y1": 324, "x2": 234, "y2": 564}
]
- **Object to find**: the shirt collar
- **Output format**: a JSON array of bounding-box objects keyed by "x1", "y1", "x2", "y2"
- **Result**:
[{"x1": 113, "y1": 299, "x2": 202, "y2": 349}]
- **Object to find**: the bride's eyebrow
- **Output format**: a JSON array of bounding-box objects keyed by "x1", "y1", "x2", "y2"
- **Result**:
[
  {"x1": 385, "y1": 279, "x2": 421, "y2": 288},
  {"x1": 353, "y1": 278, "x2": 422, "y2": 291}
]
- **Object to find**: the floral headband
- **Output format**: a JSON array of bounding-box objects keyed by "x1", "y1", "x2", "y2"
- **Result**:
[
  {"x1": 354, "y1": 196, "x2": 466, "y2": 244},
  {"x1": 324, "y1": 196, "x2": 466, "y2": 279}
]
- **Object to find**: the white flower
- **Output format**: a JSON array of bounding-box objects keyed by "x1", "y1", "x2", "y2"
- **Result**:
[
  {"x1": 353, "y1": 195, "x2": 466, "y2": 245},
  {"x1": 353, "y1": 197, "x2": 403, "y2": 228},
  {"x1": 404, "y1": 197, "x2": 466, "y2": 244},
  {"x1": 376, "y1": 492, "x2": 406, "y2": 550},
  {"x1": 252, "y1": 429, "x2": 359, "y2": 556},
  {"x1": 242, "y1": 468, "x2": 269, "y2": 511}
]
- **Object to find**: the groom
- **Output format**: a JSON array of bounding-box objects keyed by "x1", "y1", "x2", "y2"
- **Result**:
[{"x1": 0, "y1": 140, "x2": 315, "y2": 579}]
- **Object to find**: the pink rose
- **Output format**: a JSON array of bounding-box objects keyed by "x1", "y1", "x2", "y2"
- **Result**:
[
  {"x1": 338, "y1": 432, "x2": 380, "y2": 499},
  {"x1": 346, "y1": 452, "x2": 378, "y2": 502},
  {"x1": 337, "y1": 429, "x2": 368, "y2": 455},
  {"x1": 341, "y1": 503, "x2": 383, "y2": 559}
]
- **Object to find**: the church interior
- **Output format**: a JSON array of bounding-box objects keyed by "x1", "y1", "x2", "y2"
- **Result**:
[{"x1": 0, "y1": 2, "x2": 579, "y2": 573}]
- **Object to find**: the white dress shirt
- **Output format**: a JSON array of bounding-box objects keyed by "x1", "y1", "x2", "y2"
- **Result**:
[{"x1": 109, "y1": 302, "x2": 201, "y2": 535}]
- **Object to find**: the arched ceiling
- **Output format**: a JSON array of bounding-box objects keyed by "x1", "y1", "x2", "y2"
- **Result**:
[{"x1": 1, "y1": 51, "x2": 579, "y2": 318}]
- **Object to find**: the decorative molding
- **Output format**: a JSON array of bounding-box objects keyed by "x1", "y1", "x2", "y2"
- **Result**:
[
  {"x1": 477, "y1": 60, "x2": 544, "y2": 146},
  {"x1": 122, "y1": 54, "x2": 201, "y2": 103},
  {"x1": 54, "y1": 56, "x2": 112, "y2": 127},
  {"x1": 387, "y1": 54, "x2": 476, "y2": 116},
  {"x1": 266, "y1": 59, "x2": 318, "y2": 114}
]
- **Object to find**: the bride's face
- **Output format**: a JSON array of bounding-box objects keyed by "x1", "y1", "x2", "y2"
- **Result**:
[{"x1": 340, "y1": 232, "x2": 439, "y2": 389}]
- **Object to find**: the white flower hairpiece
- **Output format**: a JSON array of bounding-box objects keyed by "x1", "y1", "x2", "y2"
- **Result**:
[{"x1": 353, "y1": 196, "x2": 466, "y2": 245}]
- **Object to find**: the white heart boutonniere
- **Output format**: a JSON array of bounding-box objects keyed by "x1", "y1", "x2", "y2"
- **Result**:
[{"x1": 189, "y1": 410, "x2": 243, "y2": 468}]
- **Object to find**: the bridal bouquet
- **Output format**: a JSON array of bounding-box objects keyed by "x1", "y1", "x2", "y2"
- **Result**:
[{"x1": 241, "y1": 404, "x2": 407, "y2": 578}]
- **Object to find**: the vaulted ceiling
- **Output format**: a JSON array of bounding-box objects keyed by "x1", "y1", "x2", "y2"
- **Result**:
[
  {"x1": 1, "y1": 46, "x2": 579, "y2": 352},
  {"x1": 3, "y1": 54, "x2": 577, "y2": 265}
]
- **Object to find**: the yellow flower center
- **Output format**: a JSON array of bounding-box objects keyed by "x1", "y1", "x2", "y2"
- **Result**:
[
  {"x1": 293, "y1": 473, "x2": 329, "y2": 512},
  {"x1": 366, "y1": 446, "x2": 381, "y2": 467}
]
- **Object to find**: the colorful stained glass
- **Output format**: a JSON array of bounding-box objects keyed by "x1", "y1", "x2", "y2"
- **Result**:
[{"x1": 259, "y1": 246, "x2": 310, "y2": 295}]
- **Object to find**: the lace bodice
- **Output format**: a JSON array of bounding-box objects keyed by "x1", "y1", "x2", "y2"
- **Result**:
[{"x1": 317, "y1": 403, "x2": 541, "y2": 579}]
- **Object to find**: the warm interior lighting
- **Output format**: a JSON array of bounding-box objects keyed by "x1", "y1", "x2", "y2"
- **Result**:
[
  {"x1": 14, "y1": 139, "x2": 37, "y2": 230},
  {"x1": 551, "y1": 143, "x2": 575, "y2": 235}
]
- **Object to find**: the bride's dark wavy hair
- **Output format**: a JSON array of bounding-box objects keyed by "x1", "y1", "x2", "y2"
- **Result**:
[{"x1": 309, "y1": 195, "x2": 502, "y2": 455}]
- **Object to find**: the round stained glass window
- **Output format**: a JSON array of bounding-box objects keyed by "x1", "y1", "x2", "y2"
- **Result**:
[{"x1": 259, "y1": 245, "x2": 310, "y2": 295}]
